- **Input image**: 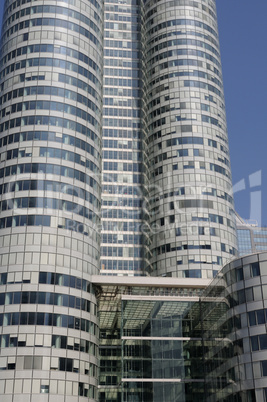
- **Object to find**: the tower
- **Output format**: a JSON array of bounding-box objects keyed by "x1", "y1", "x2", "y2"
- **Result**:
[
  {"x1": 101, "y1": 0, "x2": 150, "y2": 276},
  {"x1": 0, "y1": 0, "x2": 240, "y2": 400},
  {"x1": 101, "y1": 0, "x2": 238, "y2": 278},
  {"x1": 144, "y1": 0, "x2": 237, "y2": 278},
  {"x1": 0, "y1": 0, "x2": 102, "y2": 399}
]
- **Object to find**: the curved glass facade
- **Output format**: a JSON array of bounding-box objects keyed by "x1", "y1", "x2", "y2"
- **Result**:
[
  {"x1": 0, "y1": 0, "x2": 248, "y2": 400},
  {"x1": 202, "y1": 252, "x2": 267, "y2": 401},
  {"x1": 144, "y1": 0, "x2": 237, "y2": 278},
  {"x1": 0, "y1": 0, "x2": 103, "y2": 399}
]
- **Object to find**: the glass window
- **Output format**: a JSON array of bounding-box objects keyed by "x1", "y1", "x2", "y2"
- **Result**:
[
  {"x1": 13, "y1": 293, "x2": 21, "y2": 304},
  {"x1": 40, "y1": 385, "x2": 49, "y2": 394},
  {"x1": 0, "y1": 294, "x2": 5, "y2": 305},
  {"x1": 11, "y1": 312, "x2": 19, "y2": 325},
  {"x1": 259, "y1": 335, "x2": 267, "y2": 350},
  {"x1": 28, "y1": 313, "x2": 36, "y2": 325},
  {"x1": 262, "y1": 361, "x2": 267, "y2": 376},
  {"x1": 245, "y1": 288, "x2": 254, "y2": 302},
  {"x1": 20, "y1": 312, "x2": 28, "y2": 325},
  {"x1": 248, "y1": 311, "x2": 256, "y2": 326},
  {"x1": 69, "y1": 296, "x2": 75, "y2": 308},
  {"x1": 251, "y1": 262, "x2": 260, "y2": 277},
  {"x1": 257, "y1": 310, "x2": 265, "y2": 325},
  {"x1": 37, "y1": 313, "x2": 45, "y2": 325},
  {"x1": 251, "y1": 336, "x2": 259, "y2": 351},
  {"x1": 39, "y1": 272, "x2": 47, "y2": 284},
  {"x1": 38, "y1": 293, "x2": 46, "y2": 304},
  {"x1": 236, "y1": 268, "x2": 244, "y2": 281},
  {"x1": 68, "y1": 316, "x2": 74, "y2": 329}
]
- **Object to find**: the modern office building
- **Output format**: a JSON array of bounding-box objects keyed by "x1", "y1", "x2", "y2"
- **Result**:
[
  {"x1": 236, "y1": 213, "x2": 267, "y2": 256},
  {"x1": 0, "y1": 0, "x2": 263, "y2": 401},
  {"x1": 0, "y1": 0, "x2": 102, "y2": 399},
  {"x1": 144, "y1": 0, "x2": 237, "y2": 279},
  {"x1": 202, "y1": 252, "x2": 267, "y2": 402},
  {"x1": 95, "y1": 275, "x2": 210, "y2": 402},
  {"x1": 95, "y1": 252, "x2": 267, "y2": 402},
  {"x1": 101, "y1": 0, "x2": 238, "y2": 279}
]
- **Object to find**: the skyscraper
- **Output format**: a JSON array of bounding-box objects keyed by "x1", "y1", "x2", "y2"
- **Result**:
[
  {"x1": 0, "y1": 0, "x2": 241, "y2": 400},
  {"x1": 101, "y1": 0, "x2": 238, "y2": 278},
  {"x1": 144, "y1": 0, "x2": 237, "y2": 278},
  {"x1": 0, "y1": 0, "x2": 102, "y2": 398}
]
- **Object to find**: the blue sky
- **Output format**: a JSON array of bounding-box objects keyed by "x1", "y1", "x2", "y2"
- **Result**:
[
  {"x1": 0, "y1": 1, "x2": 266, "y2": 225},
  {"x1": 216, "y1": 0, "x2": 267, "y2": 226}
]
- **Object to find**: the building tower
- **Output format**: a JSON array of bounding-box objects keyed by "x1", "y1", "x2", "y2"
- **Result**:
[
  {"x1": 101, "y1": 0, "x2": 238, "y2": 278},
  {"x1": 101, "y1": 0, "x2": 151, "y2": 276},
  {"x1": 144, "y1": 0, "x2": 238, "y2": 278},
  {"x1": 0, "y1": 0, "x2": 102, "y2": 400},
  {"x1": 0, "y1": 0, "x2": 241, "y2": 399}
]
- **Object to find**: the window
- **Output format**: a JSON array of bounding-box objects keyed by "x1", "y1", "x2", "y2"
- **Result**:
[
  {"x1": 169, "y1": 215, "x2": 175, "y2": 224},
  {"x1": 236, "y1": 268, "x2": 244, "y2": 281},
  {"x1": 262, "y1": 361, "x2": 267, "y2": 376},
  {"x1": 248, "y1": 309, "x2": 267, "y2": 326},
  {"x1": 259, "y1": 335, "x2": 267, "y2": 350},
  {"x1": 251, "y1": 262, "x2": 260, "y2": 277},
  {"x1": 40, "y1": 385, "x2": 49, "y2": 394},
  {"x1": 251, "y1": 336, "x2": 259, "y2": 351}
]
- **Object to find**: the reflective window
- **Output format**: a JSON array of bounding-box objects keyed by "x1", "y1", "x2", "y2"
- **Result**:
[
  {"x1": 0, "y1": 163, "x2": 100, "y2": 191},
  {"x1": 0, "y1": 311, "x2": 96, "y2": 333}
]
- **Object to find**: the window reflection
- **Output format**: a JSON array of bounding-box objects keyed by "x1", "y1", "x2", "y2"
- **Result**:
[{"x1": 0, "y1": 290, "x2": 91, "y2": 312}]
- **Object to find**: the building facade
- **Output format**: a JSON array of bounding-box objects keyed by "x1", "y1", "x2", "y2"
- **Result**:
[
  {"x1": 202, "y1": 252, "x2": 267, "y2": 402},
  {"x1": 101, "y1": 0, "x2": 238, "y2": 278},
  {"x1": 0, "y1": 0, "x2": 102, "y2": 399},
  {"x1": 95, "y1": 253, "x2": 267, "y2": 402},
  {"x1": 95, "y1": 276, "x2": 209, "y2": 402},
  {"x1": 144, "y1": 0, "x2": 237, "y2": 279},
  {"x1": 0, "y1": 0, "x2": 259, "y2": 401},
  {"x1": 101, "y1": 0, "x2": 150, "y2": 276},
  {"x1": 236, "y1": 214, "x2": 267, "y2": 256}
]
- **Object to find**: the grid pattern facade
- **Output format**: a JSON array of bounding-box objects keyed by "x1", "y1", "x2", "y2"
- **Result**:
[
  {"x1": 237, "y1": 228, "x2": 253, "y2": 256},
  {"x1": 237, "y1": 224, "x2": 267, "y2": 256},
  {"x1": 202, "y1": 253, "x2": 267, "y2": 402},
  {"x1": 0, "y1": 0, "x2": 243, "y2": 401},
  {"x1": 96, "y1": 279, "x2": 207, "y2": 402},
  {"x1": 96, "y1": 253, "x2": 267, "y2": 401},
  {"x1": 101, "y1": 0, "x2": 150, "y2": 276},
  {"x1": 144, "y1": 0, "x2": 237, "y2": 278},
  {"x1": 0, "y1": 0, "x2": 103, "y2": 400},
  {"x1": 101, "y1": 0, "x2": 238, "y2": 279}
]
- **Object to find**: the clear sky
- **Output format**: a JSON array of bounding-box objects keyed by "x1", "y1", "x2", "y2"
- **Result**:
[
  {"x1": 216, "y1": 0, "x2": 267, "y2": 226},
  {"x1": 0, "y1": 0, "x2": 266, "y2": 225}
]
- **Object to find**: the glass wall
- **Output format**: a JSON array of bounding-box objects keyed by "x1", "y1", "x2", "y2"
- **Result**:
[{"x1": 97, "y1": 283, "x2": 206, "y2": 402}]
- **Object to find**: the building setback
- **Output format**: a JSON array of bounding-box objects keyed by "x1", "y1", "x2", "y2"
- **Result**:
[{"x1": 101, "y1": 0, "x2": 149, "y2": 276}]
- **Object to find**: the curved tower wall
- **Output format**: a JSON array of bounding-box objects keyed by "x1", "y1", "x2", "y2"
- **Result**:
[
  {"x1": 202, "y1": 252, "x2": 267, "y2": 401},
  {"x1": 144, "y1": 0, "x2": 237, "y2": 278},
  {"x1": 0, "y1": 0, "x2": 103, "y2": 400}
]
